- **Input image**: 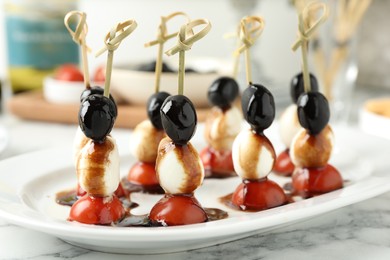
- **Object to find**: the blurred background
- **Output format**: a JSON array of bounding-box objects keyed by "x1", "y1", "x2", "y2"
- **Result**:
[{"x1": 0, "y1": 0, "x2": 389, "y2": 128}]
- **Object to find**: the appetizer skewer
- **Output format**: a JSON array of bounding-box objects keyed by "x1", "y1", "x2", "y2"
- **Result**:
[
  {"x1": 289, "y1": 2, "x2": 343, "y2": 196},
  {"x1": 149, "y1": 19, "x2": 212, "y2": 226},
  {"x1": 64, "y1": 11, "x2": 125, "y2": 199},
  {"x1": 127, "y1": 12, "x2": 189, "y2": 193},
  {"x1": 274, "y1": 73, "x2": 319, "y2": 177},
  {"x1": 69, "y1": 20, "x2": 137, "y2": 225},
  {"x1": 231, "y1": 16, "x2": 287, "y2": 211}
]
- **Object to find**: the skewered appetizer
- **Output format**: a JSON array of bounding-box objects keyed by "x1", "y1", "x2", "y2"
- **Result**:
[
  {"x1": 290, "y1": 91, "x2": 343, "y2": 196},
  {"x1": 149, "y1": 18, "x2": 211, "y2": 226},
  {"x1": 127, "y1": 12, "x2": 189, "y2": 193},
  {"x1": 149, "y1": 95, "x2": 207, "y2": 226},
  {"x1": 227, "y1": 15, "x2": 286, "y2": 211},
  {"x1": 127, "y1": 92, "x2": 169, "y2": 193},
  {"x1": 200, "y1": 77, "x2": 242, "y2": 178},
  {"x1": 288, "y1": 2, "x2": 342, "y2": 196},
  {"x1": 274, "y1": 72, "x2": 318, "y2": 176},
  {"x1": 64, "y1": 11, "x2": 124, "y2": 199},
  {"x1": 69, "y1": 94, "x2": 124, "y2": 224},
  {"x1": 231, "y1": 84, "x2": 287, "y2": 210},
  {"x1": 68, "y1": 19, "x2": 137, "y2": 224}
]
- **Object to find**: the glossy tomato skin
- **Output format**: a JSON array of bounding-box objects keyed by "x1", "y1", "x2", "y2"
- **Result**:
[
  {"x1": 200, "y1": 147, "x2": 235, "y2": 177},
  {"x1": 292, "y1": 164, "x2": 343, "y2": 197},
  {"x1": 149, "y1": 194, "x2": 208, "y2": 226},
  {"x1": 232, "y1": 178, "x2": 287, "y2": 211},
  {"x1": 127, "y1": 162, "x2": 158, "y2": 186},
  {"x1": 273, "y1": 149, "x2": 295, "y2": 177},
  {"x1": 69, "y1": 195, "x2": 125, "y2": 225},
  {"x1": 55, "y1": 64, "x2": 84, "y2": 82}
]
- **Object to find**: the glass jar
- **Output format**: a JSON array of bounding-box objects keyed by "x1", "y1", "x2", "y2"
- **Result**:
[{"x1": 4, "y1": 0, "x2": 79, "y2": 93}]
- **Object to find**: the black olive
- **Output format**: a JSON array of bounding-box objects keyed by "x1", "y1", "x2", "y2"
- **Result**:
[
  {"x1": 297, "y1": 91, "x2": 330, "y2": 135},
  {"x1": 138, "y1": 61, "x2": 175, "y2": 73},
  {"x1": 208, "y1": 76, "x2": 239, "y2": 109},
  {"x1": 147, "y1": 91, "x2": 170, "y2": 129},
  {"x1": 241, "y1": 83, "x2": 275, "y2": 134},
  {"x1": 79, "y1": 94, "x2": 117, "y2": 142},
  {"x1": 290, "y1": 72, "x2": 319, "y2": 104},
  {"x1": 80, "y1": 86, "x2": 117, "y2": 118},
  {"x1": 160, "y1": 95, "x2": 197, "y2": 145}
]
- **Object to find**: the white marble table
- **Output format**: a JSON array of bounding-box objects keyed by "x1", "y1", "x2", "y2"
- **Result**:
[{"x1": 1, "y1": 95, "x2": 390, "y2": 259}]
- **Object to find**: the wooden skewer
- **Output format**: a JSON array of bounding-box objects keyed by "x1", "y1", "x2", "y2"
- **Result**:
[
  {"x1": 292, "y1": 1, "x2": 328, "y2": 93},
  {"x1": 145, "y1": 12, "x2": 190, "y2": 93},
  {"x1": 64, "y1": 11, "x2": 91, "y2": 89},
  {"x1": 234, "y1": 16, "x2": 265, "y2": 85},
  {"x1": 95, "y1": 20, "x2": 137, "y2": 98},
  {"x1": 165, "y1": 19, "x2": 212, "y2": 95}
]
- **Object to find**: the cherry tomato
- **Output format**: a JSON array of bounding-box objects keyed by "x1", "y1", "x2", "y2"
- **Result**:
[
  {"x1": 232, "y1": 178, "x2": 287, "y2": 211},
  {"x1": 69, "y1": 195, "x2": 125, "y2": 225},
  {"x1": 94, "y1": 65, "x2": 105, "y2": 83},
  {"x1": 200, "y1": 147, "x2": 234, "y2": 175},
  {"x1": 55, "y1": 64, "x2": 84, "y2": 82},
  {"x1": 127, "y1": 162, "x2": 158, "y2": 186},
  {"x1": 273, "y1": 149, "x2": 295, "y2": 177},
  {"x1": 149, "y1": 195, "x2": 208, "y2": 226},
  {"x1": 292, "y1": 164, "x2": 343, "y2": 196}
]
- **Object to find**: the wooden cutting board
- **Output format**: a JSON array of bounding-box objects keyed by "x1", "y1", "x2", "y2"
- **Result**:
[{"x1": 7, "y1": 91, "x2": 209, "y2": 129}]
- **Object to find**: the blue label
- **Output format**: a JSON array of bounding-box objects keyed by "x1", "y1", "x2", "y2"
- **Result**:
[{"x1": 6, "y1": 15, "x2": 79, "y2": 69}]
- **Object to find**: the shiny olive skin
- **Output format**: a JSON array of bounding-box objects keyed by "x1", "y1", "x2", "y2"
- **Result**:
[
  {"x1": 160, "y1": 95, "x2": 197, "y2": 145},
  {"x1": 241, "y1": 83, "x2": 275, "y2": 134},
  {"x1": 290, "y1": 72, "x2": 319, "y2": 104},
  {"x1": 147, "y1": 91, "x2": 170, "y2": 129},
  {"x1": 208, "y1": 76, "x2": 239, "y2": 110},
  {"x1": 80, "y1": 86, "x2": 117, "y2": 118},
  {"x1": 297, "y1": 91, "x2": 330, "y2": 135},
  {"x1": 79, "y1": 94, "x2": 117, "y2": 142}
]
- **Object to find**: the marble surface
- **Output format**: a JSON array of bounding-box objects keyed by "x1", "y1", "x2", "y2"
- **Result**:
[{"x1": 1, "y1": 87, "x2": 390, "y2": 259}]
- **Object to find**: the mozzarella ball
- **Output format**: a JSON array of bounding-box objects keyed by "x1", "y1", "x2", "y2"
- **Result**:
[
  {"x1": 130, "y1": 120, "x2": 165, "y2": 163},
  {"x1": 204, "y1": 106, "x2": 242, "y2": 151},
  {"x1": 290, "y1": 125, "x2": 334, "y2": 168},
  {"x1": 279, "y1": 104, "x2": 302, "y2": 147},
  {"x1": 76, "y1": 136, "x2": 120, "y2": 197},
  {"x1": 73, "y1": 126, "x2": 90, "y2": 165},
  {"x1": 156, "y1": 137, "x2": 204, "y2": 194},
  {"x1": 232, "y1": 129, "x2": 276, "y2": 180}
]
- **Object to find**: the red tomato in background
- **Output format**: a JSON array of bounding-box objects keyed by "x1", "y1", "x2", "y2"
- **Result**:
[
  {"x1": 94, "y1": 65, "x2": 106, "y2": 82},
  {"x1": 55, "y1": 64, "x2": 84, "y2": 82}
]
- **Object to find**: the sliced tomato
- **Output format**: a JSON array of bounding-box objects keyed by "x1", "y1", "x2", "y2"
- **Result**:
[
  {"x1": 69, "y1": 195, "x2": 125, "y2": 225},
  {"x1": 232, "y1": 179, "x2": 287, "y2": 211},
  {"x1": 292, "y1": 164, "x2": 343, "y2": 196},
  {"x1": 149, "y1": 195, "x2": 208, "y2": 226}
]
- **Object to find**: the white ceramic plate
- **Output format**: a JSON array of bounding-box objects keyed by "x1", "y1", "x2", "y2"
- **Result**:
[{"x1": 0, "y1": 125, "x2": 390, "y2": 254}]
